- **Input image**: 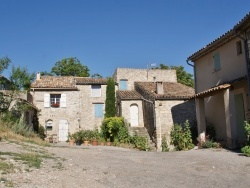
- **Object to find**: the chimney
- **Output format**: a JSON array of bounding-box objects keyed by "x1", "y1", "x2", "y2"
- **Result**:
[
  {"x1": 156, "y1": 82, "x2": 164, "y2": 94},
  {"x1": 37, "y1": 72, "x2": 41, "y2": 80}
]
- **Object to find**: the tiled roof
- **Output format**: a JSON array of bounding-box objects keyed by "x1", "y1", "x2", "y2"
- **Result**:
[
  {"x1": 31, "y1": 76, "x2": 77, "y2": 89},
  {"x1": 190, "y1": 84, "x2": 231, "y2": 99},
  {"x1": 75, "y1": 77, "x2": 108, "y2": 85},
  {"x1": 117, "y1": 90, "x2": 143, "y2": 100},
  {"x1": 135, "y1": 82, "x2": 194, "y2": 99},
  {"x1": 187, "y1": 12, "x2": 250, "y2": 61}
]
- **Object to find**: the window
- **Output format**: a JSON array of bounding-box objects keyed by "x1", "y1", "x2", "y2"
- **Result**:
[
  {"x1": 119, "y1": 80, "x2": 127, "y2": 90},
  {"x1": 44, "y1": 93, "x2": 66, "y2": 108},
  {"x1": 94, "y1": 103, "x2": 104, "y2": 118},
  {"x1": 91, "y1": 85, "x2": 101, "y2": 97},
  {"x1": 236, "y1": 41, "x2": 242, "y2": 55},
  {"x1": 50, "y1": 94, "x2": 61, "y2": 107},
  {"x1": 46, "y1": 120, "x2": 53, "y2": 131},
  {"x1": 213, "y1": 52, "x2": 221, "y2": 71}
]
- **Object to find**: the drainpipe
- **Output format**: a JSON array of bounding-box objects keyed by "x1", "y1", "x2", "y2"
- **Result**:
[
  {"x1": 234, "y1": 29, "x2": 250, "y2": 111},
  {"x1": 186, "y1": 59, "x2": 197, "y2": 93}
]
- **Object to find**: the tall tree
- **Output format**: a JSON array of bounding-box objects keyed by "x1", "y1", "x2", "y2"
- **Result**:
[
  {"x1": 51, "y1": 57, "x2": 90, "y2": 77},
  {"x1": 105, "y1": 78, "x2": 116, "y2": 118},
  {"x1": 157, "y1": 64, "x2": 194, "y2": 88}
]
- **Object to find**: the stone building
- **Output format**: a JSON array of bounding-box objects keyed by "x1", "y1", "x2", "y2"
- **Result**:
[
  {"x1": 31, "y1": 68, "x2": 195, "y2": 150},
  {"x1": 114, "y1": 68, "x2": 195, "y2": 151}
]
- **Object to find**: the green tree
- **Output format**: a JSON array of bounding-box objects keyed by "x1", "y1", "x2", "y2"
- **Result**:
[
  {"x1": 91, "y1": 73, "x2": 103, "y2": 78},
  {"x1": 105, "y1": 78, "x2": 116, "y2": 118},
  {"x1": 10, "y1": 66, "x2": 35, "y2": 91},
  {"x1": 40, "y1": 71, "x2": 54, "y2": 76},
  {"x1": 157, "y1": 64, "x2": 194, "y2": 88},
  {"x1": 0, "y1": 56, "x2": 11, "y2": 74},
  {"x1": 51, "y1": 57, "x2": 90, "y2": 77}
]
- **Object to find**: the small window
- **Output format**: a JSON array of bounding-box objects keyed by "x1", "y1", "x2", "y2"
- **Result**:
[
  {"x1": 236, "y1": 41, "x2": 242, "y2": 55},
  {"x1": 50, "y1": 94, "x2": 61, "y2": 108},
  {"x1": 119, "y1": 80, "x2": 127, "y2": 90},
  {"x1": 213, "y1": 52, "x2": 221, "y2": 71},
  {"x1": 46, "y1": 120, "x2": 53, "y2": 131},
  {"x1": 91, "y1": 85, "x2": 101, "y2": 97},
  {"x1": 94, "y1": 103, "x2": 104, "y2": 118}
]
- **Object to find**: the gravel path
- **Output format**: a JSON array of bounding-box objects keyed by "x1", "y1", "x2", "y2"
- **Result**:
[{"x1": 0, "y1": 141, "x2": 249, "y2": 188}]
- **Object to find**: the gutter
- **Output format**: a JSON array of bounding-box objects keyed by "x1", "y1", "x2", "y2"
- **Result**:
[{"x1": 186, "y1": 59, "x2": 197, "y2": 93}]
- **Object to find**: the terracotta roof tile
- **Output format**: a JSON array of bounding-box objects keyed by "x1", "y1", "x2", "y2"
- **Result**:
[
  {"x1": 75, "y1": 77, "x2": 108, "y2": 85},
  {"x1": 117, "y1": 90, "x2": 143, "y2": 100},
  {"x1": 31, "y1": 76, "x2": 77, "y2": 89},
  {"x1": 190, "y1": 84, "x2": 231, "y2": 99},
  {"x1": 135, "y1": 82, "x2": 194, "y2": 99}
]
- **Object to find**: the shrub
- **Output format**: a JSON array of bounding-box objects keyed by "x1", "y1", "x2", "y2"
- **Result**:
[
  {"x1": 243, "y1": 121, "x2": 250, "y2": 144},
  {"x1": 131, "y1": 133, "x2": 149, "y2": 151},
  {"x1": 38, "y1": 126, "x2": 46, "y2": 140},
  {"x1": 161, "y1": 135, "x2": 169, "y2": 152},
  {"x1": 170, "y1": 120, "x2": 194, "y2": 151},
  {"x1": 241, "y1": 146, "x2": 250, "y2": 157},
  {"x1": 11, "y1": 120, "x2": 35, "y2": 137},
  {"x1": 101, "y1": 117, "x2": 129, "y2": 142}
]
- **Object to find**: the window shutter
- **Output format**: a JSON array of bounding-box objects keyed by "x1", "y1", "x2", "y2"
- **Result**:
[
  {"x1": 213, "y1": 53, "x2": 221, "y2": 71},
  {"x1": 44, "y1": 94, "x2": 50, "y2": 108},
  {"x1": 119, "y1": 80, "x2": 127, "y2": 90},
  {"x1": 91, "y1": 85, "x2": 101, "y2": 97},
  {"x1": 95, "y1": 104, "x2": 103, "y2": 118},
  {"x1": 61, "y1": 94, "x2": 66, "y2": 108}
]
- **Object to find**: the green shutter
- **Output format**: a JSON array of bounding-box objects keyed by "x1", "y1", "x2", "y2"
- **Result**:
[{"x1": 213, "y1": 52, "x2": 221, "y2": 71}]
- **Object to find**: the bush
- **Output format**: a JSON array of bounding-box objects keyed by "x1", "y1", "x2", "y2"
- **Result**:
[
  {"x1": 161, "y1": 135, "x2": 169, "y2": 152},
  {"x1": 170, "y1": 120, "x2": 194, "y2": 151},
  {"x1": 200, "y1": 139, "x2": 220, "y2": 149},
  {"x1": 131, "y1": 133, "x2": 149, "y2": 151},
  {"x1": 11, "y1": 120, "x2": 35, "y2": 137},
  {"x1": 38, "y1": 126, "x2": 46, "y2": 140},
  {"x1": 101, "y1": 117, "x2": 129, "y2": 142},
  {"x1": 243, "y1": 121, "x2": 250, "y2": 144},
  {"x1": 241, "y1": 145, "x2": 250, "y2": 157}
]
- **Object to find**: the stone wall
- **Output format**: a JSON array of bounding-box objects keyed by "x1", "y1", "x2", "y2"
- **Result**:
[
  {"x1": 113, "y1": 68, "x2": 177, "y2": 90},
  {"x1": 154, "y1": 100, "x2": 196, "y2": 151}
]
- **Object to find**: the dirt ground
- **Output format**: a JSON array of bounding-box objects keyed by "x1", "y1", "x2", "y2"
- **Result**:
[{"x1": 0, "y1": 141, "x2": 250, "y2": 188}]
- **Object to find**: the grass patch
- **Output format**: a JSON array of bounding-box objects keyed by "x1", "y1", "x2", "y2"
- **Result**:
[
  {"x1": 14, "y1": 153, "x2": 42, "y2": 169},
  {"x1": 0, "y1": 162, "x2": 15, "y2": 174}
]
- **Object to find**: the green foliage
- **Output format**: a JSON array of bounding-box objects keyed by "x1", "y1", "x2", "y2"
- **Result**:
[
  {"x1": 0, "y1": 56, "x2": 11, "y2": 74},
  {"x1": 241, "y1": 146, "x2": 250, "y2": 157},
  {"x1": 10, "y1": 66, "x2": 35, "y2": 91},
  {"x1": 157, "y1": 64, "x2": 194, "y2": 87},
  {"x1": 11, "y1": 120, "x2": 35, "y2": 137},
  {"x1": 105, "y1": 78, "x2": 116, "y2": 118},
  {"x1": 14, "y1": 153, "x2": 42, "y2": 168},
  {"x1": 51, "y1": 57, "x2": 90, "y2": 76},
  {"x1": 131, "y1": 133, "x2": 149, "y2": 151},
  {"x1": 38, "y1": 126, "x2": 46, "y2": 140},
  {"x1": 91, "y1": 73, "x2": 103, "y2": 78},
  {"x1": 161, "y1": 135, "x2": 169, "y2": 152},
  {"x1": 170, "y1": 120, "x2": 194, "y2": 151},
  {"x1": 200, "y1": 139, "x2": 220, "y2": 149},
  {"x1": 101, "y1": 117, "x2": 129, "y2": 142},
  {"x1": 243, "y1": 121, "x2": 250, "y2": 144}
]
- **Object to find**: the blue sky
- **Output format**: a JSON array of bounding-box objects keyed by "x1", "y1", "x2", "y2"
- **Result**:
[{"x1": 1, "y1": 0, "x2": 250, "y2": 78}]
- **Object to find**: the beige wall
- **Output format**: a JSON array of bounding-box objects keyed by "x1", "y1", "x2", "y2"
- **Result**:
[
  {"x1": 120, "y1": 100, "x2": 144, "y2": 127},
  {"x1": 114, "y1": 68, "x2": 177, "y2": 90},
  {"x1": 195, "y1": 38, "x2": 246, "y2": 93}
]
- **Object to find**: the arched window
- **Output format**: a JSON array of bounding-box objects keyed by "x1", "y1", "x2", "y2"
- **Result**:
[{"x1": 46, "y1": 120, "x2": 53, "y2": 131}]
